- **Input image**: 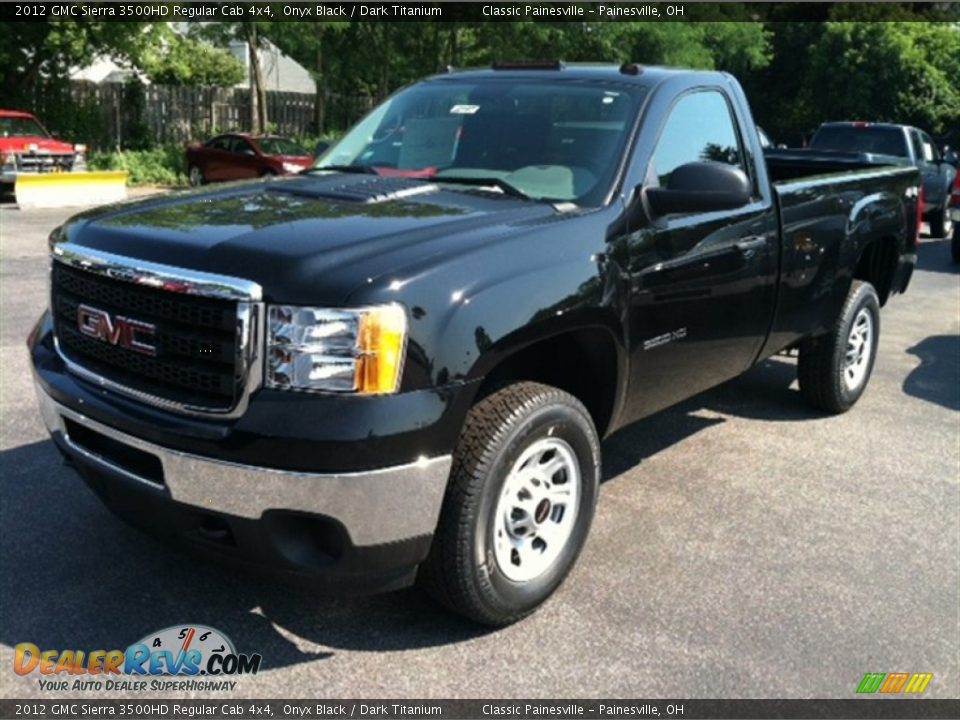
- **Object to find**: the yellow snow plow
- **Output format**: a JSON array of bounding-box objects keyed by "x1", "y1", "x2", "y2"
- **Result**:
[{"x1": 13, "y1": 171, "x2": 129, "y2": 210}]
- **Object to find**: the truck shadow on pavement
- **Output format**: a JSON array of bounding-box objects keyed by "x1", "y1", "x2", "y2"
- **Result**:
[
  {"x1": 602, "y1": 355, "x2": 814, "y2": 480},
  {"x1": 903, "y1": 335, "x2": 960, "y2": 411},
  {"x1": 1, "y1": 358, "x2": 814, "y2": 667}
]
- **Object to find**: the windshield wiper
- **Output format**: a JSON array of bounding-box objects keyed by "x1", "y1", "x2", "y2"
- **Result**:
[
  {"x1": 304, "y1": 164, "x2": 379, "y2": 175},
  {"x1": 436, "y1": 176, "x2": 532, "y2": 200}
]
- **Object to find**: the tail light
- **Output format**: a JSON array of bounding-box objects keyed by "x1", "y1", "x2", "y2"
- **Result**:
[
  {"x1": 915, "y1": 184, "x2": 924, "y2": 246},
  {"x1": 950, "y1": 171, "x2": 960, "y2": 208}
]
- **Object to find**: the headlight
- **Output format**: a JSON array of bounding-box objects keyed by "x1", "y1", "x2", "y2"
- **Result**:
[
  {"x1": 267, "y1": 304, "x2": 407, "y2": 394},
  {"x1": 282, "y1": 162, "x2": 303, "y2": 173}
]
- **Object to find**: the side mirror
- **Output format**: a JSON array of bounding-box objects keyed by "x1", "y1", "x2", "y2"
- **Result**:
[
  {"x1": 943, "y1": 150, "x2": 959, "y2": 167},
  {"x1": 314, "y1": 140, "x2": 331, "y2": 157},
  {"x1": 645, "y1": 161, "x2": 752, "y2": 217}
]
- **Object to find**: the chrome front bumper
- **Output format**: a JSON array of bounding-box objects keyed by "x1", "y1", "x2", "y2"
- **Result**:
[{"x1": 36, "y1": 387, "x2": 452, "y2": 548}]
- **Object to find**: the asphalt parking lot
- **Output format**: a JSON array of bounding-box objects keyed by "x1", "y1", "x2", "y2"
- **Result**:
[{"x1": 1, "y1": 199, "x2": 957, "y2": 700}]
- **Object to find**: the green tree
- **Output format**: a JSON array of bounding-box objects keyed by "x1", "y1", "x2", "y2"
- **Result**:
[
  {"x1": 0, "y1": 21, "x2": 163, "y2": 101},
  {"x1": 740, "y1": 22, "x2": 827, "y2": 143},
  {"x1": 267, "y1": 21, "x2": 343, "y2": 134},
  {"x1": 195, "y1": 22, "x2": 271, "y2": 133},
  {"x1": 458, "y1": 21, "x2": 770, "y2": 73},
  {"x1": 804, "y1": 22, "x2": 960, "y2": 135},
  {"x1": 142, "y1": 32, "x2": 244, "y2": 87}
]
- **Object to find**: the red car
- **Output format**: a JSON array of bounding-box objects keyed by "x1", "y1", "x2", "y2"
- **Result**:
[
  {"x1": 1, "y1": 109, "x2": 85, "y2": 189},
  {"x1": 185, "y1": 134, "x2": 313, "y2": 186}
]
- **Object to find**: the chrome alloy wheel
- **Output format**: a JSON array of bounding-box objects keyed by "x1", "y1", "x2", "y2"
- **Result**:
[
  {"x1": 843, "y1": 307, "x2": 874, "y2": 392},
  {"x1": 493, "y1": 437, "x2": 581, "y2": 582}
]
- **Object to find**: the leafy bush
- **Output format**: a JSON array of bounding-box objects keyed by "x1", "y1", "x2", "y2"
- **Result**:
[
  {"x1": 298, "y1": 132, "x2": 345, "y2": 157},
  {"x1": 88, "y1": 145, "x2": 187, "y2": 186},
  {"x1": 143, "y1": 34, "x2": 245, "y2": 87}
]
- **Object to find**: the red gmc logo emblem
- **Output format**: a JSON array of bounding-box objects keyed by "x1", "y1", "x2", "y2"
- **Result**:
[{"x1": 77, "y1": 304, "x2": 157, "y2": 357}]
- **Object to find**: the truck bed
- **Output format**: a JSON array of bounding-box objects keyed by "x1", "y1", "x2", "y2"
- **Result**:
[
  {"x1": 764, "y1": 147, "x2": 910, "y2": 183},
  {"x1": 760, "y1": 162, "x2": 919, "y2": 358}
]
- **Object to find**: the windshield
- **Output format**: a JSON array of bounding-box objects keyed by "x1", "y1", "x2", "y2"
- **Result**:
[
  {"x1": 257, "y1": 137, "x2": 308, "y2": 156},
  {"x1": 314, "y1": 78, "x2": 645, "y2": 204},
  {"x1": 0, "y1": 116, "x2": 49, "y2": 138},
  {"x1": 810, "y1": 126, "x2": 909, "y2": 157}
]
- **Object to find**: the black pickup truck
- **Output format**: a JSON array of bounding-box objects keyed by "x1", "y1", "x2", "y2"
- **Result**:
[
  {"x1": 768, "y1": 121, "x2": 956, "y2": 238},
  {"x1": 29, "y1": 64, "x2": 920, "y2": 626}
]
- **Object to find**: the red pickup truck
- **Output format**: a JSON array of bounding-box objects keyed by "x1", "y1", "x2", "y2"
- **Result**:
[{"x1": 0, "y1": 109, "x2": 85, "y2": 189}]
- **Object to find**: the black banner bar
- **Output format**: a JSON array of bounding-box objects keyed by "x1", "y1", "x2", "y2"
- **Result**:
[
  {"x1": 2, "y1": 700, "x2": 960, "y2": 720},
  {"x1": 1, "y1": 2, "x2": 957, "y2": 23}
]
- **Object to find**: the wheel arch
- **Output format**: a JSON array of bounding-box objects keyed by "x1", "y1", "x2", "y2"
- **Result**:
[
  {"x1": 853, "y1": 234, "x2": 900, "y2": 306},
  {"x1": 467, "y1": 321, "x2": 627, "y2": 439}
]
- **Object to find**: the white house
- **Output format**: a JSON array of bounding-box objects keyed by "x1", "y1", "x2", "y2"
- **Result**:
[
  {"x1": 227, "y1": 39, "x2": 315, "y2": 95},
  {"x1": 70, "y1": 25, "x2": 314, "y2": 95}
]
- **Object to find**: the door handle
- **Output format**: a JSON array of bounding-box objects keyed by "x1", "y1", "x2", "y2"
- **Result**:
[{"x1": 735, "y1": 236, "x2": 767, "y2": 258}]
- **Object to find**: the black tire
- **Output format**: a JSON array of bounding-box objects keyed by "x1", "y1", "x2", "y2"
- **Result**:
[
  {"x1": 187, "y1": 165, "x2": 205, "y2": 187},
  {"x1": 798, "y1": 280, "x2": 881, "y2": 414},
  {"x1": 419, "y1": 381, "x2": 601, "y2": 626},
  {"x1": 951, "y1": 224, "x2": 960, "y2": 264},
  {"x1": 929, "y1": 206, "x2": 952, "y2": 239}
]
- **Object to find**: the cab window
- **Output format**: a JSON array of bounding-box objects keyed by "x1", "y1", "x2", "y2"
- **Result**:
[
  {"x1": 920, "y1": 132, "x2": 940, "y2": 163},
  {"x1": 652, "y1": 91, "x2": 746, "y2": 188}
]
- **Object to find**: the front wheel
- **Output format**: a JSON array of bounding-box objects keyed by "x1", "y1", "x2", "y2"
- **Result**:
[
  {"x1": 419, "y1": 382, "x2": 601, "y2": 626},
  {"x1": 798, "y1": 280, "x2": 880, "y2": 414},
  {"x1": 188, "y1": 165, "x2": 205, "y2": 187}
]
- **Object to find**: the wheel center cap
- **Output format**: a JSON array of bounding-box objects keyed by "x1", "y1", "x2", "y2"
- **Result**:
[{"x1": 535, "y1": 498, "x2": 551, "y2": 524}]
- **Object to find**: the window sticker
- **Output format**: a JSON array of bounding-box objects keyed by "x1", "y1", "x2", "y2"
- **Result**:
[{"x1": 450, "y1": 104, "x2": 480, "y2": 114}]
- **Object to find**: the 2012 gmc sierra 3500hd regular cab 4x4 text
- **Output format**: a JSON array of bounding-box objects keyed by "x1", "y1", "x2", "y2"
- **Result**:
[{"x1": 29, "y1": 64, "x2": 919, "y2": 625}]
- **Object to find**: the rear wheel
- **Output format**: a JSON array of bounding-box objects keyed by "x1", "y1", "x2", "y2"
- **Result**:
[
  {"x1": 188, "y1": 165, "x2": 205, "y2": 187},
  {"x1": 930, "y1": 207, "x2": 952, "y2": 239},
  {"x1": 951, "y1": 224, "x2": 960, "y2": 263},
  {"x1": 798, "y1": 280, "x2": 880, "y2": 414},
  {"x1": 419, "y1": 381, "x2": 600, "y2": 626}
]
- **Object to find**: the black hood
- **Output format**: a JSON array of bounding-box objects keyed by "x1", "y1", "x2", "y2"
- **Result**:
[{"x1": 59, "y1": 174, "x2": 562, "y2": 304}]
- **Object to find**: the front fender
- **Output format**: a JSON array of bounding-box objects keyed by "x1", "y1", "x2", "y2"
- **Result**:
[
  {"x1": 345, "y1": 209, "x2": 628, "y2": 392},
  {"x1": 427, "y1": 255, "x2": 626, "y2": 385}
]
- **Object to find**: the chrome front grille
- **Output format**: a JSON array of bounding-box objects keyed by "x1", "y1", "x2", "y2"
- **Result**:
[
  {"x1": 50, "y1": 243, "x2": 263, "y2": 418},
  {"x1": 15, "y1": 153, "x2": 75, "y2": 172}
]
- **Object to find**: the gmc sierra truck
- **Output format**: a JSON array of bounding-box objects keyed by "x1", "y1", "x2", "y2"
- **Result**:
[{"x1": 29, "y1": 64, "x2": 920, "y2": 626}]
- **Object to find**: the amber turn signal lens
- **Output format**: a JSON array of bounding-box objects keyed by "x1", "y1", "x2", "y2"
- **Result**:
[{"x1": 355, "y1": 305, "x2": 407, "y2": 394}]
